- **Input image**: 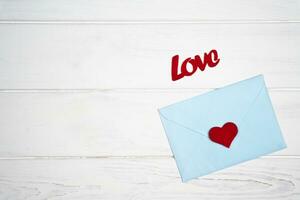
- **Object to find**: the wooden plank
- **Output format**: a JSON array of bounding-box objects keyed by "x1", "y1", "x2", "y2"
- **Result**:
[
  {"x1": 0, "y1": 90, "x2": 298, "y2": 156},
  {"x1": 0, "y1": 0, "x2": 299, "y2": 21},
  {"x1": 0, "y1": 157, "x2": 299, "y2": 199},
  {"x1": 0, "y1": 23, "x2": 299, "y2": 89}
]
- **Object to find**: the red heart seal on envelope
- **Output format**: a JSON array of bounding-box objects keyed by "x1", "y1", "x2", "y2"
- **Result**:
[{"x1": 208, "y1": 122, "x2": 238, "y2": 148}]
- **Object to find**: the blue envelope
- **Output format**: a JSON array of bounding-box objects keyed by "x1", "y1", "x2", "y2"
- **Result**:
[{"x1": 158, "y1": 75, "x2": 286, "y2": 182}]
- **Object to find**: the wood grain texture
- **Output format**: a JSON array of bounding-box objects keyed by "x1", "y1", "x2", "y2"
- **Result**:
[
  {"x1": 0, "y1": 23, "x2": 299, "y2": 89},
  {"x1": 0, "y1": 0, "x2": 299, "y2": 198},
  {"x1": 0, "y1": 157, "x2": 299, "y2": 199},
  {"x1": 0, "y1": 0, "x2": 299, "y2": 21},
  {"x1": 0, "y1": 90, "x2": 297, "y2": 156}
]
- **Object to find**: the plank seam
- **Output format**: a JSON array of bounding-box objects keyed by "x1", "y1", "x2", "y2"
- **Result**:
[
  {"x1": 0, "y1": 20, "x2": 300, "y2": 24},
  {"x1": 0, "y1": 88, "x2": 299, "y2": 93},
  {"x1": 0, "y1": 155, "x2": 298, "y2": 160}
]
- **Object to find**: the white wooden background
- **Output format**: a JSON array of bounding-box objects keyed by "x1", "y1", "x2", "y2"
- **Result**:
[{"x1": 0, "y1": 0, "x2": 299, "y2": 199}]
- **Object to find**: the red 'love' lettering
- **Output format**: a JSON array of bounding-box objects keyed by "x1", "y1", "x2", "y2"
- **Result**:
[{"x1": 171, "y1": 49, "x2": 220, "y2": 81}]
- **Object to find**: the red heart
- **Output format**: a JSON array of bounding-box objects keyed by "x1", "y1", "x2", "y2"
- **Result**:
[{"x1": 208, "y1": 122, "x2": 238, "y2": 148}]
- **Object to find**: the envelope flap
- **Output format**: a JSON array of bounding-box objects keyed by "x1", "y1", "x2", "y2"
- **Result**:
[{"x1": 159, "y1": 75, "x2": 265, "y2": 136}]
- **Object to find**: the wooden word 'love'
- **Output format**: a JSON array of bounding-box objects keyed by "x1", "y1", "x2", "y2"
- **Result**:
[{"x1": 171, "y1": 49, "x2": 220, "y2": 81}]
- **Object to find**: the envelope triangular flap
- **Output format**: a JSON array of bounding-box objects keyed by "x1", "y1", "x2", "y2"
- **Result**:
[
  {"x1": 159, "y1": 114, "x2": 219, "y2": 181},
  {"x1": 159, "y1": 75, "x2": 265, "y2": 135}
]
